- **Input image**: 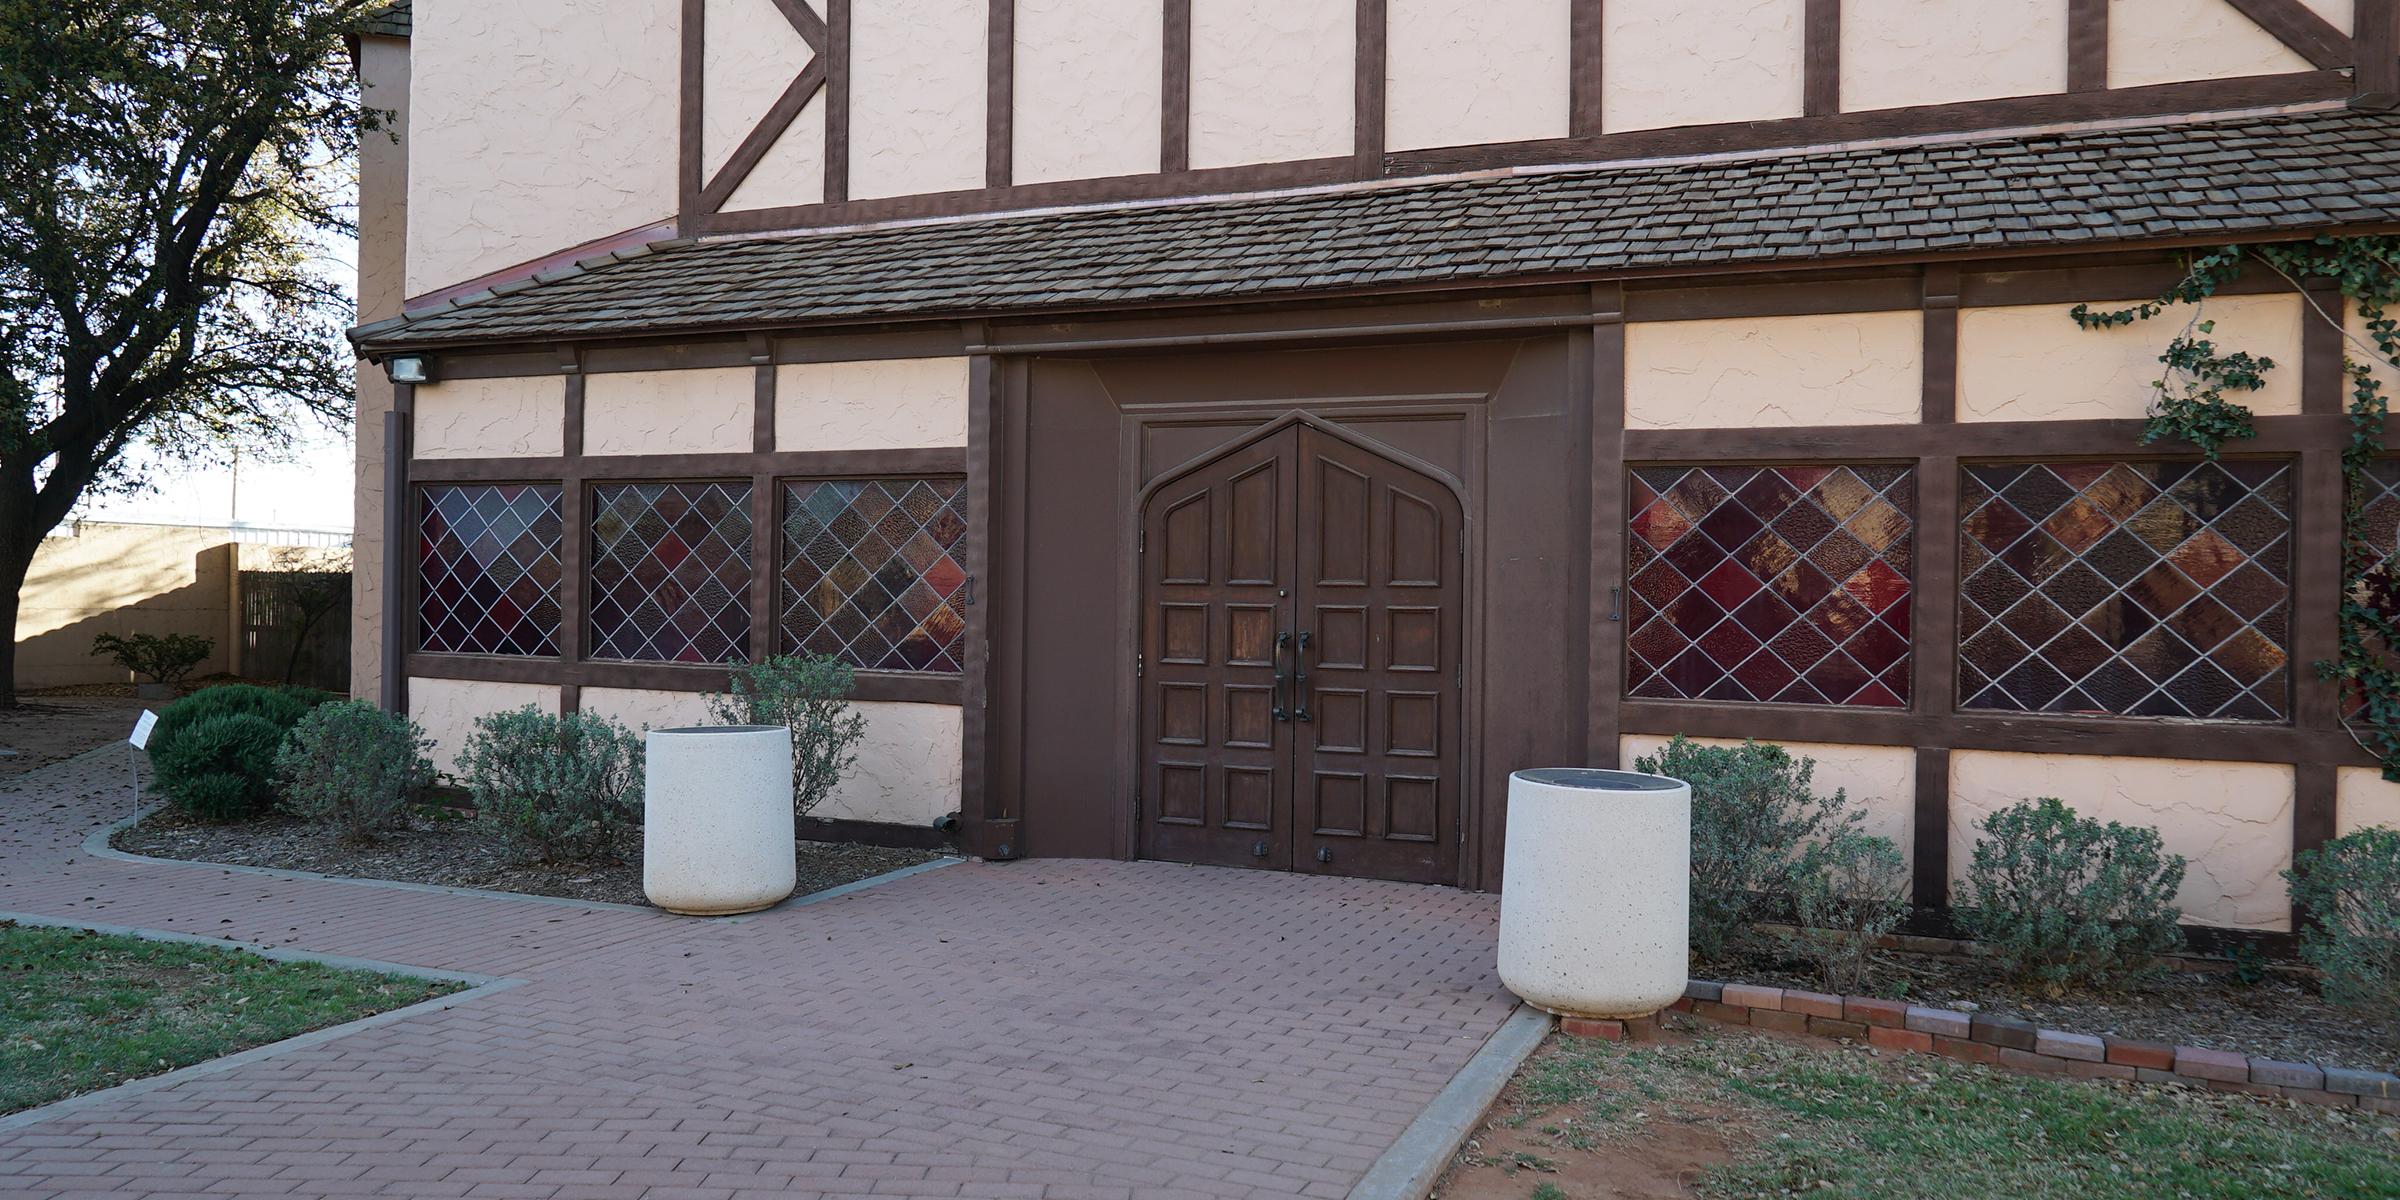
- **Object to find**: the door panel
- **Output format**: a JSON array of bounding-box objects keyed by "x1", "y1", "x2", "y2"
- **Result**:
[{"x1": 1138, "y1": 422, "x2": 1463, "y2": 884}]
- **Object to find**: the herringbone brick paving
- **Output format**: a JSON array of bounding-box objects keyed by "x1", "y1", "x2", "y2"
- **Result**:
[{"x1": 0, "y1": 747, "x2": 1513, "y2": 1198}]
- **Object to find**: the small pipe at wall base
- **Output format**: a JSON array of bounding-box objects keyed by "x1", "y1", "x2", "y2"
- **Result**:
[{"x1": 934, "y1": 812, "x2": 960, "y2": 834}]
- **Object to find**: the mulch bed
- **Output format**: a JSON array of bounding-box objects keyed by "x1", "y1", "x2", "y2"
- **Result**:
[
  {"x1": 113, "y1": 806, "x2": 942, "y2": 908},
  {"x1": 1716, "y1": 942, "x2": 2400, "y2": 1075}
]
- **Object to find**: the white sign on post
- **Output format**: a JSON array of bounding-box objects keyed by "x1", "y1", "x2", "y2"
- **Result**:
[{"x1": 128, "y1": 710, "x2": 158, "y2": 750}]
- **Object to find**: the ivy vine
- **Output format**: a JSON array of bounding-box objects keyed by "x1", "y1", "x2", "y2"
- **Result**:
[{"x1": 2076, "y1": 236, "x2": 2400, "y2": 778}]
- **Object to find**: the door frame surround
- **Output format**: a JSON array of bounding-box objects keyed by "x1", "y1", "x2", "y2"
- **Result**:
[{"x1": 1117, "y1": 405, "x2": 1487, "y2": 888}]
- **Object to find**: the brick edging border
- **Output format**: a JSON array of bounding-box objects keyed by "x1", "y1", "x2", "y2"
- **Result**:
[{"x1": 1557, "y1": 979, "x2": 2399, "y2": 1114}]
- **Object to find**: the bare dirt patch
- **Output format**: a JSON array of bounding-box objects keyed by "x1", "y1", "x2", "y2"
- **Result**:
[{"x1": 114, "y1": 805, "x2": 942, "y2": 907}]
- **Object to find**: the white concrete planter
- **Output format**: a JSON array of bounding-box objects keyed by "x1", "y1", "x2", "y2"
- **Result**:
[
  {"x1": 1497, "y1": 767, "x2": 1692, "y2": 1020},
  {"x1": 643, "y1": 725, "x2": 796, "y2": 916}
]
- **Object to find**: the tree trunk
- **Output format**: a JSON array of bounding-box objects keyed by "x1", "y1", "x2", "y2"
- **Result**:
[{"x1": 0, "y1": 539, "x2": 36, "y2": 709}]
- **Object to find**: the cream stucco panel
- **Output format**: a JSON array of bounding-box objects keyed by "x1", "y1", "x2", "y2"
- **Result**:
[
  {"x1": 1625, "y1": 312, "x2": 1922, "y2": 429},
  {"x1": 1841, "y1": 0, "x2": 2067, "y2": 111},
  {"x1": 1385, "y1": 0, "x2": 1572, "y2": 152},
  {"x1": 1621, "y1": 735, "x2": 1917, "y2": 891},
  {"x1": 406, "y1": 0, "x2": 678, "y2": 295},
  {"x1": 584, "y1": 369, "x2": 755, "y2": 456},
  {"x1": 778, "y1": 358, "x2": 972, "y2": 451},
  {"x1": 725, "y1": 93, "x2": 828, "y2": 212},
  {"x1": 1957, "y1": 294, "x2": 2304, "y2": 423},
  {"x1": 2302, "y1": 0, "x2": 2356, "y2": 32},
  {"x1": 2108, "y1": 0, "x2": 2314, "y2": 89},
  {"x1": 2349, "y1": 304, "x2": 2400, "y2": 397},
  {"x1": 703, "y1": 0, "x2": 816, "y2": 177},
  {"x1": 2336, "y1": 766, "x2": 2400, "y2": 836},
  {"x1": 413, "y1": 377, "x2": 566, "y2": 459},
  {"x1": 1013, "y1": 0, "x2": 1164, "y2": 184},
  {"x1": 1189, "y1": 0, "x2": 1355, "y2": 169},
  {"x1": 412, "y1": 678, "x2": 561, "y2": 778},
  {"x1": 817, "y1": 701, "x2": 963, "y2": 827},
  {"x1": 1603, "y1": 0, "x2": 1803, "y2": 133},
  {"x1": 1950, "y1": 751, "x2": 2293, "y2": 931},
  {"x1": 578, "y1": 686, "x2": 716, "y2": 735},
  {"x1": 849, "y1": 0, "x2": 986, "y2": 200}
]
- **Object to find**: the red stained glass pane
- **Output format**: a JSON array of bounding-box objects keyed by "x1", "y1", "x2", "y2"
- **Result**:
[
  {"x1": 588, "y1": 482, "x2": 753, "y2": 664},
  {"x1": 780, "y1": 478, "x2": 969, "y2": 674}
]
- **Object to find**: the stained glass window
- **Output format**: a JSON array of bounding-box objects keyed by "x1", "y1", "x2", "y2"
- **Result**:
[
  {"x1": 588, "y1": 482, "x2": 753, "y2": 664},
  {"x1": 2342, "y1": 459, "x2": 2400, "y2": 718},
  {"x1": 780, "y1": 479, "x2": 969, "y2": 673},
  {"x1": 1958, "y1": 460, "x2": 2292, "y2": 720},
  {"x1": 1626, "y1": 465, "x2": 1915, "y2": 707},
  {"x1": 418, "y1": 484, "x2": 563, "y2": 656}
]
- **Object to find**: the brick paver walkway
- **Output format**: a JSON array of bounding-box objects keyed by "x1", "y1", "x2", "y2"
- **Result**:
[{"x1": 0, "y1": 747, "x2": 1513, "y2": 1199}]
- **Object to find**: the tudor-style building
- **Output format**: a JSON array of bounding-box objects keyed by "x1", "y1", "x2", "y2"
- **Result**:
[{"x1": 351, "y1": 0, "x2": 2400, "y2": 936}]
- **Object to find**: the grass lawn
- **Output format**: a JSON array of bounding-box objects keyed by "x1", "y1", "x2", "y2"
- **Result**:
[
  {"x1": 1, "y1": 922, "x2": 466, "y2": 1114},
  {"x1": 1442, "y1": 1023, "x2": 2400, "y2": 1200}
]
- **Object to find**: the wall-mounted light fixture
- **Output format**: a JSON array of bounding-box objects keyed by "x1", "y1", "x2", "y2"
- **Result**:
[{"x1": 387, "y1": 355, "x2": 431, "y2": 385}]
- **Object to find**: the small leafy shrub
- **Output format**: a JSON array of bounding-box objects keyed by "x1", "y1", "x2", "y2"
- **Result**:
[
  {"x1": 1957, "y1": 797, "x2": 2186, "y2": 992},
  {"x1": 1632, "y1": 736, "x2": 1858, "y2": 962},
  {"x1": 1784, "y1": 830, "x2": 1910, "y2": 995},
  {"x1": 707, "y1": 653, "x2": 867, "y2": 818},
  {"x1": 147, "y1": 684, "x2": 323, "y2": 819},
  {"x1": 273, "y1": 701, "x2": 434, "y2": 843},
  {"x1": 457, "y1": 707, "x2": 643, "y2": 862},
  {"x1": 2284, "y1": 826, "x2": 2400, "y2": 1014},
  {"x1": 89, "y1": 631, "x2": 211, "y2": 687}
]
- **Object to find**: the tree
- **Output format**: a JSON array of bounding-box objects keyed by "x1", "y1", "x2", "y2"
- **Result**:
[
  {"x1": 0, "y1": 0, "x2": 382, "y2": 706},
  {"x1": 252, "y1": 545, "x2": 348, "y2": 685}
]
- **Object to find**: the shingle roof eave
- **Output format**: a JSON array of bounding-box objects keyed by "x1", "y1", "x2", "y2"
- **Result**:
[{"x1": 355, "y1": 106, "x2": 2400, "y2": 353}]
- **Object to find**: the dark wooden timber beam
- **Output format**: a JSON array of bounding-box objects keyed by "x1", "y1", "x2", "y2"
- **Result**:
[
  {"x1": 2223, "y1": 0, "x2": 2354, "y2": 69},
  {"x1": 1805, "y1": 0, "x2": 1841, "y2": 116},
  {"x1": 2068, "y1": 0, "x2": 2109, "y2": 92}
]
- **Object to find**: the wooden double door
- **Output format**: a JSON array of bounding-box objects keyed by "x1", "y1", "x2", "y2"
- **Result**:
[{"x1": 1137, "y1": 423, "x2": 1465, "y2": 884}]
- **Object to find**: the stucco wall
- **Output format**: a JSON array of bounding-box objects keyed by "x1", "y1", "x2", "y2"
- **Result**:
[
  {"x1": 849, "y1": 0, "x2": 985, "y2": 200},
  {"x1": 703, "y1": 0, "x2": 817, "y2": 178},
  {"x1": 411, "y1": 677, "x2": 560, "y2": 777},
  {"x1": 1385, "y1": 0, "x2": 1571, "y2": 152},
  {"x1": 579, "y1": 687, "x2": 961, "y2": 827},
  {"x1": 405, "y1": 0, "x2": 678, "y2": 296},
  {"x1": 1840, "y1": 0, "x2": 2066, "y2": 111},
  {"x1": 1189, "y1": 0, "x2": 1354, "y2": 169},
  {"x1": 2351, "y1": 303, "x2": 2400, "y2": 396},
  {"x1": 1957, "y1": 293, "x2": 2305, "y2": 423},
  {"x1": 724, "y1": 94, "x2": 828, "y2": 212},
  {"x1": 2108, "y1": 0, "x2": 2314, "y2": 90},
  {"x1": 17, "y1": 524, "x2": 241, "y2": 690},
  {"x1": 1603, "y1": 0, "x2": 1802, "y2": 133},
  {"x1": 412, "y1": 377, "x2": 566, "y2": 459},
  {"x1": 1949, "y1": 750, "x2": 2294, "y2": 931},
  {"x1": 1621, "y1": 735, "x2": 1917, "y2": 892},
  {"x1": 1625, "y1": 311, "x2": 1923, "y2": 429},
  {"x1": 585, "y1": 368, "x2": 755, "y2": 456},
  {"x1": 353, "y1": 34, "x2": 410, "y2": 704},
  {"x1": 1013, "y1": 0, "x2": 1162, "y2": 184},
  {"x1": 2336, "y1": 766, "x2": 2400, "y2": 837},
  {"x1": 777, "y1": 358, "x2": 972, "y2": 451}
]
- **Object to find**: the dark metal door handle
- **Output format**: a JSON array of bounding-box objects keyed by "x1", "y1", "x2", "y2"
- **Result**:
[
  {"x1": 1271, "y1": 631, "x2": 1291, "y2": 723},
  {"x1": 1293, "y1": 631, "x2": 1313, "y2": 723}
]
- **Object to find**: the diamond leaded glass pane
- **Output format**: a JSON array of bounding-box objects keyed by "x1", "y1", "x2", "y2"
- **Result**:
[
  {"x1": 2345, "y1": 459, "x2": 2400, "y2": 717},
  {"x1": 588, "y1": 482, "x2": 753, "y2": 664},
  {"x1": 417, "y1": 484, "x2": 562, "y2": 656},
  {"x1": 1626, "y1": 465, "x2": 1915, "y2": 708},
  {"x1": 1957, "y1": 460, "x2": 2292, "y2": 720},
  {"x1": 780, "y1": 478, "x2": 968, "y2": 673}
]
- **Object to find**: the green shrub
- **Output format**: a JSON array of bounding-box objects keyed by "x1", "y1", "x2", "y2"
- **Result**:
[
  {"x1": 151, "y1": 713, "x2": 287, "y2": 820},
  {"x1": 456, "y1": 706, "x2": 643, "y2": 862},
  {"x1": 1957, "y1": 797, "x2": 2186, "y2": 993},
  {"x1": 273, "y1": 701, "x2": 434, "y2": 843},
  {"x1": 89, "y1": 631, "x2": 211, "y2": 686},
  {"x1": 147, "y1": 684, "x2": 323, "y2": 819},
  {"x1": 2284, "y1": 826, "x2": 2400, "y2": 1014},
  {"x1": 706, "y1": 653, "x2": 866, "y2": 818},
  {"x1": 1784, "y1": 830, "x2": 1910, "y2": 995},
  {"x1": 1632, "y1": 736, "x2": 1859, "y2": 962}
]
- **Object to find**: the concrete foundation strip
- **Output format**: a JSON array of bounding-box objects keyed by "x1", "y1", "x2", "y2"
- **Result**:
[{"x1": 1347, "y1": 1003, "x2": 1553, "y2": 1200}]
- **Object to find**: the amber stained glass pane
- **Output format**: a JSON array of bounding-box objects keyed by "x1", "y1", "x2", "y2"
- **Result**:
[
  {"x1": 1626, "y1": 465, "x2": 1915, "y2": 707},
  {"x1": 588, "y1": 482, "x2": 753, "y2": 663},
  {"x1": 780, "y1": 479, "x2": 969, "y2": 673},
  {"x1": 1957, "y1": 460, "x2": 2291, "y2": 720}
]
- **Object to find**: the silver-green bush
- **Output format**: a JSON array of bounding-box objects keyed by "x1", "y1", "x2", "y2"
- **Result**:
[
  {"x1": 2284, "y1": 826, "x2": 2400, "y2": 1014},
  {"x1": 1957, "y1": 797, "x2": 2185, "y2": 992},
  {"x1": 1783, "y1": 830, "x2": 1910, "y2": 995},
  {"x1": 272, "y1": 700, "x2": 433, "y2": 843},
  {"x1": 1632, "y1": 736, "x2": 1859, "y2": 962},
  {"x1": 707, "y1": 653, "x2": 866, "y2": 818},
  {"x1": 457, "y1": 707, "x2": 643, "y2": 862}
]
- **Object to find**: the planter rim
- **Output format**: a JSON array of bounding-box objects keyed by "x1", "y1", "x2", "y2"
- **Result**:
[
  {"x1": 1510, "y1": 767, "x2": 1683, "y2": 792},
  {"x1": 649, "y1": 724, "x2": 785, "y2": 737}
]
